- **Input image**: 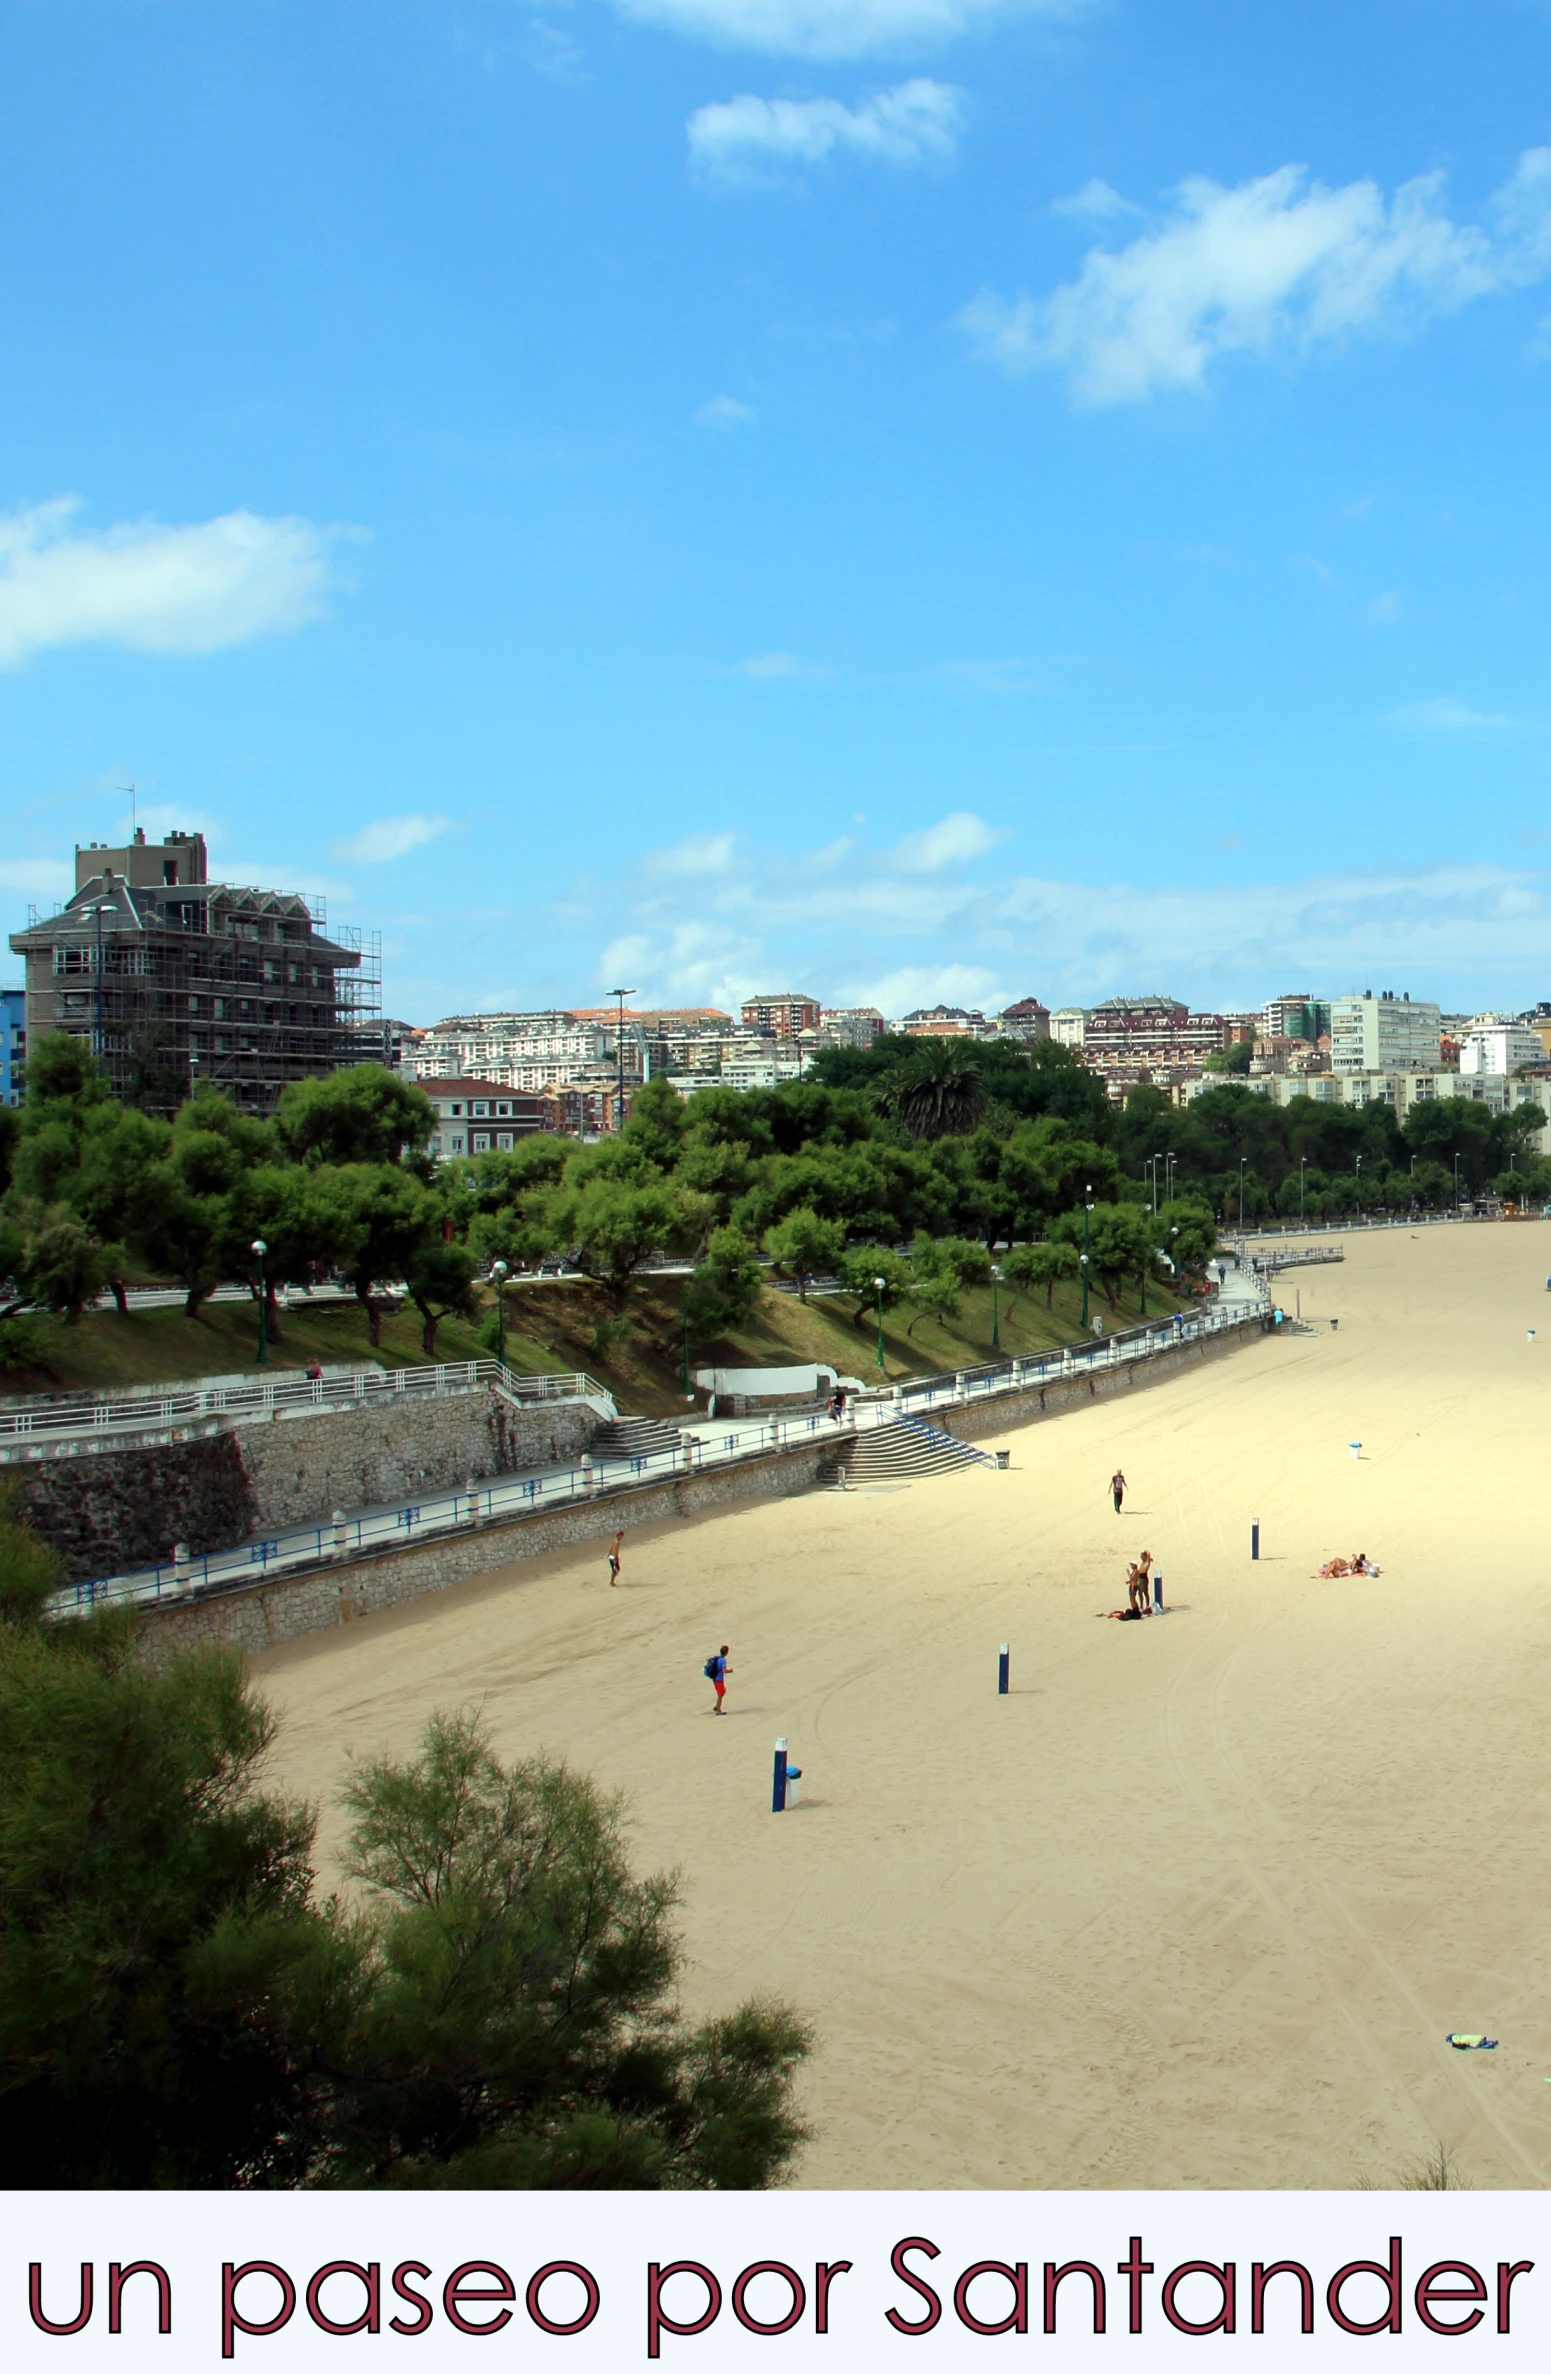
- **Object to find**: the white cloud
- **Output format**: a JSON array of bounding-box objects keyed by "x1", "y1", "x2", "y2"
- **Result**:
[
  {"x1": 891, "y1": 810, "x2": 1004, "y2": 870},
  {"x1": 961, "y1": 147, "x2": 1551, "y2": 404},
  {"x1": 1050, "y1": 177, "x2": 1142, "y2": 223},
  {"x1": 613, "y1": 0, "x2": 1072, "y2": 60},
  {"x1": 569, "y1": 817, "x2": 1551, "y2": 1019},
  {"x1": 0, "y1": 498, "x2": 348, "y2": 666},
  {"x1": 688, "y1": 77, "x2": 964, "y2": 178},
  {"x1": 332, "y1": 814, "x2": 457, "y2": 865},
  {"x1": 647, "y1": 830, "x2": 740, "y2": 874},
  {"x1": 1389, "y1": 697, "x2": 1512, "y2": 734},
  {"x1": 736, "y1": 650, "x2": 832, "y2": 678},
  {"x1": 695, "y1": 393, "x2": 758, "y2": 426}
]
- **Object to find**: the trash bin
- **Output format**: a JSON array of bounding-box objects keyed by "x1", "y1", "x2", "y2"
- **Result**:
[
  {"x1": 995, "y1": 1449, "x2": 1011, "y2": 1470},
  {"x1": 785, "y1": 1766, "x2": 802, "y2": 1809}
]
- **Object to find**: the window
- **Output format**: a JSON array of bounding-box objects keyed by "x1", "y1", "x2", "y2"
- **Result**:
[
  {"x1": 473, "y1": 1101, "x2": 489, "y2": 1117},
  {"x1": 473, "y1": 1132, "x2": 490, "y2": 1152},
  {"x1": 497, "y1": 1132, "x2": 514, "y2": 1151},
  {"x1": 450, "y1": 1102, "x2": 463, "y2": 1117},
  {"x1": 450, "y1": 1134, "x2": 465, "y2": 1154},
  {"x1": 496, "y1": 1101, "x2": 511, "y2": 1117}
]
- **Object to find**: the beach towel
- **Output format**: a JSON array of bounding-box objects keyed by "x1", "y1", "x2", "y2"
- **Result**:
[{"x1": 1445, "y1": 2033, "x2": 1498, "y2": 2050}]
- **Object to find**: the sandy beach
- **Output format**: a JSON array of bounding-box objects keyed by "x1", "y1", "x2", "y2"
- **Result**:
[{"x1": 256, "y1": 1223, "x2": 1551, "y2": 2189}]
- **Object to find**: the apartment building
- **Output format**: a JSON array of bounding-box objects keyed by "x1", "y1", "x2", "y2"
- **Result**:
[
  {"x1": 740, "y1": 991, "x2": 820, "y2": 1038},
  {"x1": 1329, "y1": 991, "x2": 1442, "y2": 1074},
  {"x1": 1459, "y1": 1019, "x2": 1543, "y2": 1076},
  {"x1": 9, "y1": 828, "x2": 369, "y2": 1113},
  {"x1": 817, "y1": 1006, "x2": 885, "y2": 1048},
  {"x1": 1083, "y1": 995, "x2": 1229, "y2": 1078},
  {"x1": 1050, "y1": 1008, "x2": 1087, "y2": 1046},
  {"x1": 1261, "y1": 994, "x2": 1332, "y2": 1042}
]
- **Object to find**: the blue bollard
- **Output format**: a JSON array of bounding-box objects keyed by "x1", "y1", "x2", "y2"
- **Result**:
[
  {"x1": 998, "y1": 1643, "x2": 1010, "y2": 1695},
  {"x1": 1251, "y1": 1521, "x2": 1260, "y2": 1561},
  {"x1": 772, "y1": 1736, "x2": 788, "y2": 1814}
]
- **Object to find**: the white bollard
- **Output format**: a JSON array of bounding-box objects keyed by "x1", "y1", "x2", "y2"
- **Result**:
[
  {"x1": 785, "y1": 1767, "x2": 802, "y2": 1808},
  {"x1": 1348, "y1": 1442, "x2": 1362, "y2": 1461},
  {"x1": 173, "y1": 1541, "x2": 193, "y2": 1596},
  {"x1": 332, "y1": 1506, "x2": 349, "y2": 1557},
  {"x1": 1529, "y1": 1330, "x2": 1537, "y2": 1344}
]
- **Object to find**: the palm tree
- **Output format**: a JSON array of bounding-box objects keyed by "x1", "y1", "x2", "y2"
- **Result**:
[{"x1": 875, "y1": 1043, "x2": 988, "y2": 1141}]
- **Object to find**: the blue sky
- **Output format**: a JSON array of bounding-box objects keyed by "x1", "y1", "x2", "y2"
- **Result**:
[{"x1": 4, "y1": 0, "x2": 1551, "y2": 1021}]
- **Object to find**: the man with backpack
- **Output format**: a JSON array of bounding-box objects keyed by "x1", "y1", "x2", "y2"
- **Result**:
[{"x1": 704, "y1": 1644, "x2": 731, "y2": 1714}]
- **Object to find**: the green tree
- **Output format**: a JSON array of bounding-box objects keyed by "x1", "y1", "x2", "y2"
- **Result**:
[
  {"x1": 406, "y1": 1235, "x2": 479, "y2": 1360},
  {"x1": 1002, "y1": 1239, "x2": 1078, "y2": 1311},
  {"x1": 546, "y1": 1174, "x2": 709, "y2": 1315},
  {"x1": 324, "y1": 1711, "x2": 811, "y2": 2187},
  {"x1": 275, "y1": 1065, "x2": 436, "y2": 1169},
  {"x1": 761, "y1": 1207, "x2": 844, "y2": 1303},
  {"x1": 18, "y1": 1211, "x2": 118, "y2": 1323},
  {"x1": 310, "y1": 1165, "x2": 439, "y2": 1347},
  {"x1": 683, "y1": 1228, "x2": 762, "y2": 1340},
  {"x1": 838, "y1": 1247, "x2": 912, "y2": 1332},
  {"x1": 1053, "y1": 1202, "x2": 1155, "y2": 1310},
  {"x1": 875, "y1": 1043, "x2": 988, "y2": 1142},
  {"x1": 0, "y1": 1528, "x2": 347, "y2": 2186}
]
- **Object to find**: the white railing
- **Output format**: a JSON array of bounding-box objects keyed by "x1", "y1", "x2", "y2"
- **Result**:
[
  {"x1": 60, "y1": 1298, "x2": 1265, "y2": 1616},
  {"x1": 0, "y1": 1359, "x2": 613, "y2": 1454}
]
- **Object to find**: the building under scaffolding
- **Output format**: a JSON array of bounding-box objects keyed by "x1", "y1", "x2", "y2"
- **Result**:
[{"x1": 8, "y1": 828, "x2": 381, "y2": 1114}]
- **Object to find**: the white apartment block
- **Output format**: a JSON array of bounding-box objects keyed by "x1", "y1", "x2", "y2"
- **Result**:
[
  {"x1": 1329, "y1": 991, "x2": 1442, "y2": 1073},
  {"x1": 1193, "y1": 1067, "x2": 1551, "y2": 1145},
  {"x1": 1459, "y1": 1021, "x2": 1543, "y2": 1075},
  {"x1": 410, "y1": 1012, "x2": 610, "y2": 1084},
  {"x1": 819, "y1": 1007, "x2": 885, "y2": 1048},
  {"x1": 1050, "y1": 1008, "x2": 1087, "y2": 1046}
]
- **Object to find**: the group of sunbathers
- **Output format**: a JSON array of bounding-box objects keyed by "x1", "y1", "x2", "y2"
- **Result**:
[{"x1": 1317, "y1": 1551, "x2": 1381, "y2": 1577}]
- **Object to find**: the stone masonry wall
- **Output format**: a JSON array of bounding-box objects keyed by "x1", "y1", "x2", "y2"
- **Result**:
[
  {"x1": 134, "y1": 1316, "x2": 1271, "y2": 1666},
  {"x1": 18, "y1": 1388, "x2": 602, "y2": 1583},
  {"x1": 137, "y1": 1441, "x2": 831, "y2": 1666}
]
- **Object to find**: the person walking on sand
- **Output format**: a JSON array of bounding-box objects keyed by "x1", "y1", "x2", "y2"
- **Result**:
[
  {"x1": 706, "y1": 1644, "x2": 731, "y2": 1714},
  {"x1": 1110, "y1": 1468, "x2": 1127, "y2": 1515},
  {"x1": 606, "y1": 1529, "x2": 624, "y2": 1587}
]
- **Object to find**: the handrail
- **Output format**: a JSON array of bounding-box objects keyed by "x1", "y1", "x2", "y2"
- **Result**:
[
  {"x1": 59, "y1": 1300, "x2": 1266, "y2": 1616},
  {"x1": 0, "y1": 1359, "x2": 613, "y2": 1450}
]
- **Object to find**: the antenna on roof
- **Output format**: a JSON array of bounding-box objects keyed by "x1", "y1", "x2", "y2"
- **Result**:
[{"x1": 124, "y1": 784, "x2": 136, "y2": 836}]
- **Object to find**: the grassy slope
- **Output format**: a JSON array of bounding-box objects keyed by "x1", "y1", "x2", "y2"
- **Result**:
[{"x1": 0, "y1": 1271, "x2": 1197, "y2": 1415}]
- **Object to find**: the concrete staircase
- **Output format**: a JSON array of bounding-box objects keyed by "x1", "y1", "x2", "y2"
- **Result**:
[
  {"x1": 823, "y1": 1415, "x2": 994, "y2": 1486},
  {"x1": 590, "y1": 1416, "x2": 691, "y2": 1462}
]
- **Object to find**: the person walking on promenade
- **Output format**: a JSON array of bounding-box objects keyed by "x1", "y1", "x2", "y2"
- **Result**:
[
  {"x1": 606, "y1": 1529, "x2": 624, "y2": 1586},
  {"x1": 706, "y1": 1644, "x2": 732, "y2": 1714},
  {"x1": 1110, "y1": 1468, "x2": 1127, "y2": 1515}
]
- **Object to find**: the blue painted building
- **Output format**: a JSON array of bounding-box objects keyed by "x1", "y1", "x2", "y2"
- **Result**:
[{"x1": 0, "y1": 988, "x2": 24, "y2": 1104}]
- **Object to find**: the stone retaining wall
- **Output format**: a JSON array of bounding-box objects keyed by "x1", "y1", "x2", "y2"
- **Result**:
[
  {"x1": 138, "y1": 1440, "x2": 832, "y2": 1665},
  {"x1": 18, "y1": 1389, "x2": 600, "y2": 1582},
  {"x1": 135, "y1": 1315, "x2": 1270, "y2": 1665}
]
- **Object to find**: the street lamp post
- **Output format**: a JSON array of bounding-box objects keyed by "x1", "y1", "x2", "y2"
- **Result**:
[
  {"x1": 1299, "y1": 1155, "x2": 1308, "y2": 1219},
  {"x1": 1355, "y1": 1153, "x2": 1363, "y2": 1217},
  {"x1": 251, "y1": 1238, "x2": 269, "y2": 1366},
  {"x1": 1165, "y1": 1150, "x2": 1176, "y2": 1206},
  {"x1": 608, "y1": 986, "x2": 636, "y2": 1133},
  {"x1": 490, "y1": 1259, "x2": 508, "y2": 1368},
  {"x1": 1453, "y1": 1152, "x2": 1462, "y2": 1208},
  {"x1": 991, "y1": 1262, "x2": 1001, "y2": 1351},
  {"x1": 874, "y1": 1275, "x2": 887, "y2": 1373},
  {"x1": 1080, "y1": 1186, "x2": 1093, "y2": 1329},
  {"x1": 1238, "y1": 1156, "x2": 1247, "y2": 1231}
]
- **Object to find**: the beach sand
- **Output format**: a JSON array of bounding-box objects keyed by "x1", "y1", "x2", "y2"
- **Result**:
[{"x1": 255, "y1": 1223, "x2": 1551, "y2": 2189}]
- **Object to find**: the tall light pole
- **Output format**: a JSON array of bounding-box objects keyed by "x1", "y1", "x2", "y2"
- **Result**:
[
  {"x1": 1299, "y1": 1155, "x2": 1308, "y2": 1219},
  {"x1": 608, "y1": 986, "x2": 635, "y2": 1132},
  {"x1": 1080, "y1": 1185, "x2": 1093, "y2": 1329},
  {"x1": 874, "y1": 1275, "x2": 887, "y2": 1373},
  {"x1": 490, "y1": 1258, "x2": 508, "y2": 1368},
  {"x1": 1355, "y1": 1152, "x2": 1363, "y2": 1215},
  {"x1": 1165, "y1": 1149, "x2": 1176, "y2": 1205},
  {"x1": 251, "y1": 1238, "x2": 269, "y2": 1366},
  {"x1": 1453, "y1": 1151, "x2": 1462, "y2": 1208},
  {"x1": 991, "y1": 1262, "x2": 1001, "y2": 1351},
  {"x1": 1238, "y1": 1156, "x2": 1247, "y2": 1231}
]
